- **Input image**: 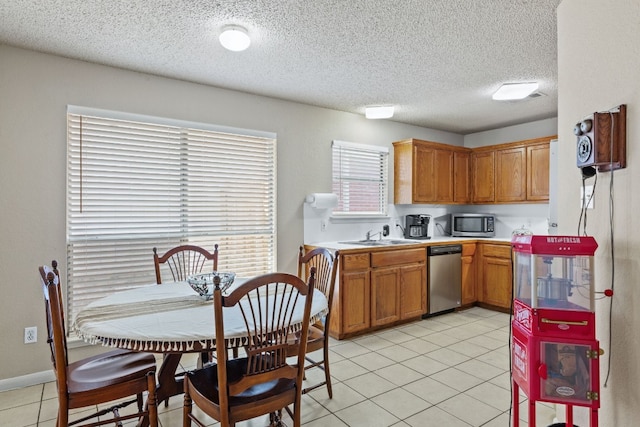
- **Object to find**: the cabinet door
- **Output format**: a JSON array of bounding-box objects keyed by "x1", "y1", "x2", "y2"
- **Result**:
[
  {"x1": 413, "y1": 145, "x2": 436, "y2": 203},
  {"x1": 399, "y1": 263, "x2": 426, "y2": 319},
  {"x1": 393, "y1": 141, "x2": 413, "y2": 204},
  {"x1": 481, "y1": 255, "x2": 512, "y2": 309},
  {"x1": 413, "y1": 146, "x2": 454, "y2": 203},
  {"x1": 527, "y1": 143, "x2": 550, "y2": 201},
  {"x1": 496, "y1": 146, "x2": 527, "y2": 202},
  {"x1": 453, "y1": 151, "x2": 471, "y2": 203},
  {"x1": 461, "y1": 243, "x2": 477, "y2": 305},
  {"x1": 341, "y1": 270, "x2": 371, "y2": 334},
  {"x1": 371, "y1": 267, "x2": 400, "y2": 326},
  {"x1": 472, "y1": 151, "x2": 495, "y2": 203},
  {"x1": 434, "y1": 149, "x2": 454, "y2": 202}
]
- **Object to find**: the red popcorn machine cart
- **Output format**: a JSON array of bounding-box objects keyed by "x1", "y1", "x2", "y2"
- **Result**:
[{"x1": 511, "y1": 235, "x2": 602, "y2": 427}]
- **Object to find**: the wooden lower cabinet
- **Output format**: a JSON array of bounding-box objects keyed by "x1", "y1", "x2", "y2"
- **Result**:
[
  {"x1": 371, "y1": 262, "x2": 426, "y2": 327},
  {"x1": 371, "y1": 267, "x2": 400, "y2": 326},
  {"x1": 461, "y1": 243, "x2": 477, "y2": 305},
  {"x1": 334, "y1": 253, "x2": 371, "y2": 337},
  {"x1": 399, "y1": 263, "x2": 427, "y2": 319},
  {"x1": 340, "y1": 269, "x2": 370, "y2": 334},
  {"x1": 326, "y1": 241, "x2": 513, "y2": 339},
  {"x1": 371, "y1": 248, "x2": 426, "y2": 327},
  {"x1": 329, "y1": 248, "x2": 426, "y2": 339},
  {"x1": 478, "y1": 243, "x2": 513, "y2": 310}
]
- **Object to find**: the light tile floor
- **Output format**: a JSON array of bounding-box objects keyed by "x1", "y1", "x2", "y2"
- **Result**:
[{"x1": 0, "y1": 307, "x2": 557, "y2": 426}]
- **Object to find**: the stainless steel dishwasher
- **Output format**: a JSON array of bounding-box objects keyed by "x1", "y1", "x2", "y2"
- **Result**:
[{"x1": 426, "y1": 244, "x2": 462, "y2": 316}]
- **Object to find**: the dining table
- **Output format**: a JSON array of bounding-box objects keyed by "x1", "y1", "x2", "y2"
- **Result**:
[{"x1": 72, "y1": 277, "x2": 328, "y2": 424}]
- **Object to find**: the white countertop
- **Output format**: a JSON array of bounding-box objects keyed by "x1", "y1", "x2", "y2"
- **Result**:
[{"x1": 308, "y1": 236, "x2": 512, "y2": 251}]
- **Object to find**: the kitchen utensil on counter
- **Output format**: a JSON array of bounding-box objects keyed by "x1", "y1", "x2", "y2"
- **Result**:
[{"x1": 404, "y1": 214, "x2": 431, "y2": 239}]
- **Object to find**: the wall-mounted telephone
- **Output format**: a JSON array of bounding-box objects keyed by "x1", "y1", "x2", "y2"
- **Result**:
[{"x1": 574, "y1": 104, "x2": 626, "y2": 172}]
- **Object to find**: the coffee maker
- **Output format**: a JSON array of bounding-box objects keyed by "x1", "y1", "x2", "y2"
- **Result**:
[{"x1": 404, "y1": 214, "x2": 431, "y2": 239}]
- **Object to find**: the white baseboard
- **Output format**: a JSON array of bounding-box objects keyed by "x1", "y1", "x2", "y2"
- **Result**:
[{"x1": 0, "y1": 370, "x2": 55, "y2": 392}]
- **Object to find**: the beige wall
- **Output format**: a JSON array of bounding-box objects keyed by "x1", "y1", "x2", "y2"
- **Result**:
[
  {"x1": 558, "y1": 0, "x2": 640, "y2": 424},
  {"x1": 0, "y1": 44, "x2": 466, "y2": 382},
  {"x1": 464, "y1": 117, "x2": 558, "y2": 148}
]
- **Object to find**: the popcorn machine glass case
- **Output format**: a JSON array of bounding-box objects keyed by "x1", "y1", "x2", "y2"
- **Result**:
[
  {"x1": 513, "y1": 235, "x2": 597, "y2": 312},
  {"x1": 511, "y1": 235, "x2": 600, "y2": 426}
]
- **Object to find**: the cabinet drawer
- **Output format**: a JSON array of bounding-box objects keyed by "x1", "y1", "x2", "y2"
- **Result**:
[
  {"x1": 342, "y1": 253, "x2": 370, "y2": 271},
  {"x1": 482, "y1": 244, "x2": 512, "y2": 258},
  {"x1": 371, "y1": 248, "x2": 425, "y2": 267}
]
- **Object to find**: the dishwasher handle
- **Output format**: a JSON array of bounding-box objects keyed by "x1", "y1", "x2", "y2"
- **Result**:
[{"x1": 428, "y1": 245, "x2": 463, "y2": 256}]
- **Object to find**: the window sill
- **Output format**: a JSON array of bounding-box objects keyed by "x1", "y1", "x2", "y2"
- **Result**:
[{"x1": 330, "y1": 214, "x2": 390, "y2": 223}]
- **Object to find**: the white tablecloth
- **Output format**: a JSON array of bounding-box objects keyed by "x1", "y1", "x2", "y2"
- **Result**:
[{"x1": 72, "y1": 280, "x2": 327, "y2": 353}]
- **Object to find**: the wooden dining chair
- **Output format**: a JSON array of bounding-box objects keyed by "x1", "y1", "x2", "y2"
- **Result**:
[
  {"x1": 39, "y1": 261, "x2": 158, "y2": 427},
  {"x1": 290, "y1": 246, "x2": 339, "y2": 398},
  {"x1": 183, "y1": 269, "x2": 317, "y2": 427},
  {"x1": 153, "y1": 244, "x2": 220, "y2": 402},
  {"x1": 153, "y1": 244, "x2": 219, "y2": 284}
]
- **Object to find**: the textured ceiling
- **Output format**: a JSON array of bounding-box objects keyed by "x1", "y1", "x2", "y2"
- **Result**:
[{"x1": 0, "y1": 0, "x2": 561, "y2": 134}]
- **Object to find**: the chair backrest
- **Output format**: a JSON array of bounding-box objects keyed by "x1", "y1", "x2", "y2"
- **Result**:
[
  {"x1": 153, "y1": 244, "x2": 219, "y2": 284},
  {"x1": 213, "y1": 269, "x2": 316, "y2": 405},
  {"x1": 39, "y1": 261, "x2": 70, "y2": 399},
  {"x1": 298, "y1": 246, "x2": 339, "y2": 310}
]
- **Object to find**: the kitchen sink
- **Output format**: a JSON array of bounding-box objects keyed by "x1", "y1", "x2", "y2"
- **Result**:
[{"x1": 339, "y1": 239, "x2": 413, "y2": 246}]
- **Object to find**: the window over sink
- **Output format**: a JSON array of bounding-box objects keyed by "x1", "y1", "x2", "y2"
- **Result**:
[{"x1": 332, "y1": 140, "x2": 388, "y2": 216}]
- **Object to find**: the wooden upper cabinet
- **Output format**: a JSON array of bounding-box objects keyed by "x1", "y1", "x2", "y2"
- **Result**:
[
  {"x1": 471, "y1": 150, "x2": 495, "y2": 203},
  {"x1": 393, "y1": 141, "x2": 414, "y2": 204},
  {"x1": 453, "y1": 151, "x2": 470, "y2": 204},
  {"x1": 527, "y1": 143, "x2": 550, "y2": 201},
  {"x1": 434, "y1": 149, "x2": 454, "y2": 202},
  {"x1": 393, "y1": 139, "x2": 469, "y2": 204},
  {"x1": 412, "y1": 143, "x2": 453, "y2": 203},
  {"x1": 471, "y1": 136, "x2": 554, "y2": 204},
  {"x1": 495, "y1": 146, "x2": 527, "y2": 202},
  {"x1": 394, "y1": 136, "x2": 554, "y2": 205},
  {"x1": 413, "y1": 144, "x2": 437, "y2": 203}
]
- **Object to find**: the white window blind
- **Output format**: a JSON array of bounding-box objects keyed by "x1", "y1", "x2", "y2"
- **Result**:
[
  {"x1": 67, "y1": 106, "x2": 276, "y2": 324},
  {"x1": 332, "y1": 140, "x2": 389, "y2": 215}
]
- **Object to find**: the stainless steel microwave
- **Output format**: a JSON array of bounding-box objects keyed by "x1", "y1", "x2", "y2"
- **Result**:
[{"x1": 450, "y1": 213, "x2": 495, "y2": 237}]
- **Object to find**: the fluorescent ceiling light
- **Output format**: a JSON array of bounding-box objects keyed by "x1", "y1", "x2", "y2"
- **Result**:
[
  {"x1": 219, "y1": 25, "x2": 251, "y2": 52},
  {"x1": 492, "y1": 82, "x2": 539, "y2": 100},
  {"x1": 365, "y1": 105, "x2": 394, "y2": 119}
]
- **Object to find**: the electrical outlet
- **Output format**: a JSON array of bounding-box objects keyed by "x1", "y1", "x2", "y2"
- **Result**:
[
  {"x1": 320, "y1": 220, "x2": 327, "y2": 232},
  {"x1": 24, "y1": 326, "x2": 37, "y2": 344},
  {"x1": 581, "y1": 185, "x2": 594, "y2": 209}
]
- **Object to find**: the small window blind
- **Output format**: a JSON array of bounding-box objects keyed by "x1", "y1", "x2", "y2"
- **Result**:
[
  {"x1": 331, "y1": 140, "x2": 389, "y2": 215},
  {"x1": 67, "y1": 106, "x2": 276, "y2": 324}
]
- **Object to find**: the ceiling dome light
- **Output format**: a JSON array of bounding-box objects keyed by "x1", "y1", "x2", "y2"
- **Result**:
[
  {"x1": 365, "y1": 105, "x2": 394, "y2": 119},
  {"x1": 219, "y1": 25, "x2": 251, "y2": 52},
  {"x1": 492, "y1": 82, "x2": 539, "y2": 101}
]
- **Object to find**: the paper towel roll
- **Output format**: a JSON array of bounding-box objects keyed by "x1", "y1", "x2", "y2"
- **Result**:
[{"x1": 305, "y1": 193, "x2": 338, "y2": 209}]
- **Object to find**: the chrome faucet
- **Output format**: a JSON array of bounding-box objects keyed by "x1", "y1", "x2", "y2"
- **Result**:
[{"x1": 366, "y1": 230, "x2": 382, "y2": 241}]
